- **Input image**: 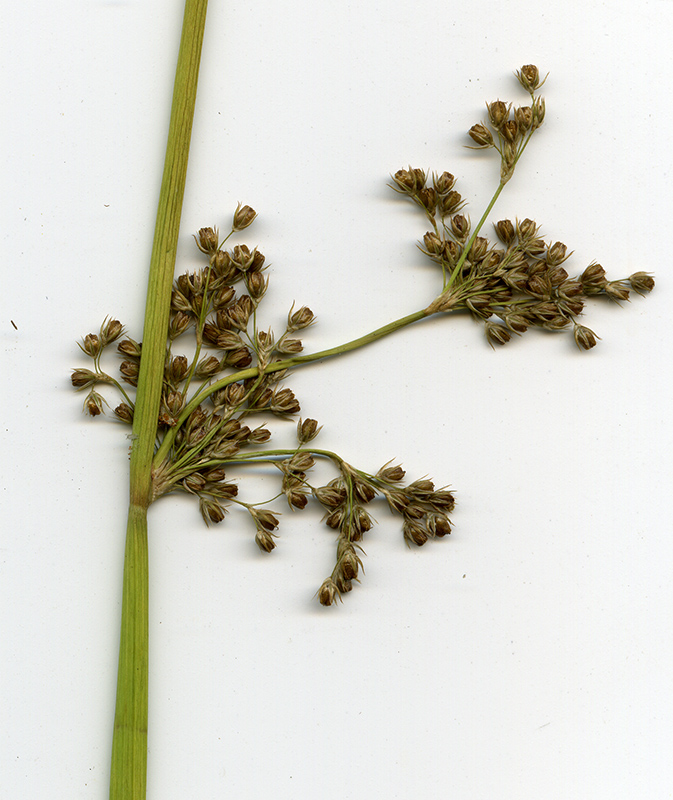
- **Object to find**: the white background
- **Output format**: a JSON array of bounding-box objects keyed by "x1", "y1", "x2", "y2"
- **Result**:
[{"x1": 2, "y1": 1, "x2": 672, "y2": 798}]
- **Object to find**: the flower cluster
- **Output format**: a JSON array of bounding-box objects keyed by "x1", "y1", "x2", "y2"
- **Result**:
[
  {"x1": 73, "y1": 65, "x2": 654, "y2": 605},
  {"x1": 392, "y1": 65, "x2": 654, "y2": 348},
  {"x1": 72, "y1": 207, "x2": 453, "y2": 604}
]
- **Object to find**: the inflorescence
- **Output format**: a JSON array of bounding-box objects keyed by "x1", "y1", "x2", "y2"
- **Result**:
[{"x1": 72, "y1": 65, "x2": 653, "y2": 604}]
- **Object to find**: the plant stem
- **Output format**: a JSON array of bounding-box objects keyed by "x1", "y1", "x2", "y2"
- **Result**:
[
  {"x1": 110, "y1": 0, "x2": 208, "y2": 797},
  {"x1": 110, "y1": 504, "x2": 149, "y2": 800},
  {"x1": 152, "y1": 307, "x2": 430, "y2": 468}
]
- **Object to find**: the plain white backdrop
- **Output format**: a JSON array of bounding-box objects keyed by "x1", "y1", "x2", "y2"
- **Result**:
[{"x1": 2, "y1": 1, "x2": 672, "y2": 798}]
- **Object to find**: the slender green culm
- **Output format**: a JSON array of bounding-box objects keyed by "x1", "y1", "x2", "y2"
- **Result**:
[
  {"x1": 109, "y1": 1, "x2": 208, "y2": 798},
  {"x1": 70, "y1": 20, "x2": 654, "y2": 797}
]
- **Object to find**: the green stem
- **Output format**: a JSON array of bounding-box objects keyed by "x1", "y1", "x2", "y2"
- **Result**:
[
  {"x1": 445, "y1": 181, "x2": 505, "y2": 289},
  {"x1": 445, "y1": 127, "x2": 537, "y2": 290},
  {"x1": 110, "y1": 1, "x2": 208, "y2": 798},
  {"x1": 110, "y1": 504, "x2": 150, "y2": 800},
  {"x1": 153, "y1": 308, "x2": 429, "y2": 468}
]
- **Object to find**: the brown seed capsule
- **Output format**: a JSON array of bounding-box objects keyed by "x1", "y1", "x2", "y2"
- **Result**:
[
  {"x1": 276, "y1": 337, "x2": 303, "y2": 355},
  {"x1": 117, "y1": 338, "x2": 142, "y2": 359},
  {"x1": 114, "y1": 403, "x2": 134, "y2": 423},
  {"x1": 100, "y1": 319, "x2": 123, "y2": 346},
  {"x1": 531, "y1": 96, "x2": 546, "y2": 129},
  {"x1": 318, "y1": 579, "x2": 339, "y2": 606},
  {"x1": 314, "y1": 485, "x2": 346, "y2": 509},
  {"x1": 468, "y1": 123, "x2": 494, "y2": 147},
  {"x1": 84, "y1": 390, "x2": 105, "y2": 417},
  {"x1": 440, "y1": 190, "x2": 463, "y2": 215},
  {"x1": 246, "y1": 271, "x2": 268, "y2": 301},
  {"x1": 194, "y1": 356, "x2": 220, "y2": 379},
  {"x1": 573, "y1": 325, "x2": 599, "y2": 351},
  {"x1": 324, "y1": 508, "x2": 346, "y2": 529},
  {"x1": 254, "y1": 508, "x2": 280, "y2": 532},
  {"x1": 226, "y1": 348, "x2": 254, "y2": 368},
  {"x1": 232, "y1": 203, "x2": 257, "y2": 231},
  {"x1": 169, "y1": 311, "x2": 192, "y2": 339},
  {"x1": 422, "y1": 231, "x2": 444, "y2": 257},
  {"x1": 432, "y1": 516, "x2": 452, "y2": 537},
  {"x1": 451, "y1": 214, "x2": 469, "y2": 240},
  {"x1": 494, "y1": 219, "x2": 515, "y2": 246},
  {"x1": 487, "y1": 100, "x2": 508, "y2": 129},
  {"x1": 629, "y1": 272, "x2": 655, "y2": 295},
  {"x1": 71, "y1": 368, "x2": 97, "y2": 388},
  {"x1": 417, "y1": 187, "x2": 437, "y2": 214},
  {"x1": 81, "y1": 333, "x2": 101, "y2": 359},
  {"x1": 287, "y1": 305, "x2": 315, "y2": 331},
  {"x1": 255, "y1": 529, "x2": 276, "y2": 553},
  {"x1": 580, "y1": 262, "x2": 608, "y2": 294},
  {"x1": 469, "y1": 236, "x2": 489, "y2": 262},
  {"x1": 167, "y1": 355, "x2": 189, "y2": 383},
  {"x1": 403, "y1": 520, "x2": 429, "y2": 547},
  {"x1": 200, "y1": 497, "x2": 226, "y2": 525},
  {"x1": 514, "y1": 106, "x2": 533, "y2": 132},
  {"x1": 392, "y1": 168, "x2": 420, "y2": 194},
  {"x1": 377, "y1": 464, "x2": 406, "y2": 483},
  {"x1": 212, "y1": 286, "x2": 236, "y2": 310},
  {"x1": 340, "y1": 550, "x2": 360, "y2": 580},
  {"x1": 196, "y1": 227, "x2": 219, "y2": 255},
  {"x1": 120, "y1": 360, "x2": 139, "y2": 384},
  {"x1": 485, "y1": 321, "x2": 512, "y2": 347},
  {"x1": 271, "y1": 388, "x2": 301, "y2": 415},
  {"x1": 605, "y1": 281, "x2": 631, "y2": 302},
  {"x1": 546, "y1": 242, "x2": 568, "y2": 266},
  {"x1": 297, "y1": 417, "x2": 321, "y2": 444},
  {"x1": 502, "y1": 119, "x2": 519, "y2": 143},
  {"x1": 433, "y1": 171, "x2": 456, "y2": 195},
  {"x1": 517, "y1": 64, "x2": 540, "y2": 92},
  {"x1": 516, "y1": 218, "x2": 537, "y2": 241}
]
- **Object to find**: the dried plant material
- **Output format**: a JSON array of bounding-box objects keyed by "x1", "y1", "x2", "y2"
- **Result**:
[{"x1": 70, "y1": 19, "x2": 654, "y2": 795}]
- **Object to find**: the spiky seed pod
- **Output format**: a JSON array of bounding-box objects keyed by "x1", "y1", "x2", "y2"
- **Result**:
[
  {"x1": 468, "y1": 123, "x2": 494, "y2": 147},
  {"x1": 433, "y1": 171, "x2": 456, "y2": 195},
  {"x1": 485, "y1": 321, "x2": 512, "y2": 347},
  {"x1": 168, "y1": 311, "x2": 192, "y2": 339},
  {"x1": 249, "y1": 426, "x2": 271, "y2": 444},
  {"x1": 117, "y1": 338, "x2": 142, "y2": 359},
  {"x1": 270, "y1": 388, "x2": 301, "y2": 415},
  {"x1": 318, "y1": 579, "x2": 339, "y2": 606},
  {"x1": 255, "y1": 529, "x2": 276, "y2": 553},
  {"x1": 487, "y1": 100, "x2": 508, "y2": 129},
  {"x1": 199, "y1": 497, "x2": 226, "y2": 525},
  {"x1": 417, "y1": 187, "x2": 437, "y2": 214},
  {"x1": 377, "y1": 463, "x2": 406, "y2": 483},
  {"x1": 196, "y1": 227, "x2": 219, "y2": 255},
  {"x1": 114, "y1": 403, "x2": 134, "y2": 423},
  {"x1": 232, "y1": 203, "x2": 257, "y2": 231},
  {"x1": 84, "y1": 390, "x2": 106, "y2": 417},
  {"x1": 605, "y1": 281, "x2": 631, "y2": 302},
  {"x1": 212, "y1": 286, "x2": 236, "y2": 310},
  {"x1": 517, "y1": 64, "x2": 541, "y2": 92},
  {"x1": 502, "y1": 119, "x2": 518, "y2": 143},
  {"x1": 100, "y1": 319, "x2": 123, "y2": 346},
  {"x1": 297, "y1": 418, "x2": 321, "y2": 444},
  {"x1": 629, "y1": 272, "x2": 655, "y2": 295},
  {"x1": 440, "y1": 190, "x2": 463, "y2": 215},
  {"x1": 276, "y1": 337, "x2": 303, "y2": 355},
  {"x1": 514, "y1": 106, "x2": 533, "y2": 132},
  {"x1": 314, "y1": 485, "x2": 347, "y2": 509},
  {"x1": 451, "y1": 214, "x2": 469, "y2": 240},
  {"x1": 573, "y1": 325, "x2": 599, "y2": 351},
  {"x1": 80, "y1": 333, "x2": 102, "y2": 359},
  {"x1": 71, "y1": 368, "x2": 97, "y2": 389},
  {"x1": 494, "y1": 219, "x2": 516, "y2": 246},
  {"x1": 403, "y1": 519, "x2": 429, "y2": 547}
]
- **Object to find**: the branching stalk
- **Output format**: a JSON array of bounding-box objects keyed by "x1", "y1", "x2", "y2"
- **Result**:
[{"x1": 110, "y1": 1, "x2": 208, "y2": 798}]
